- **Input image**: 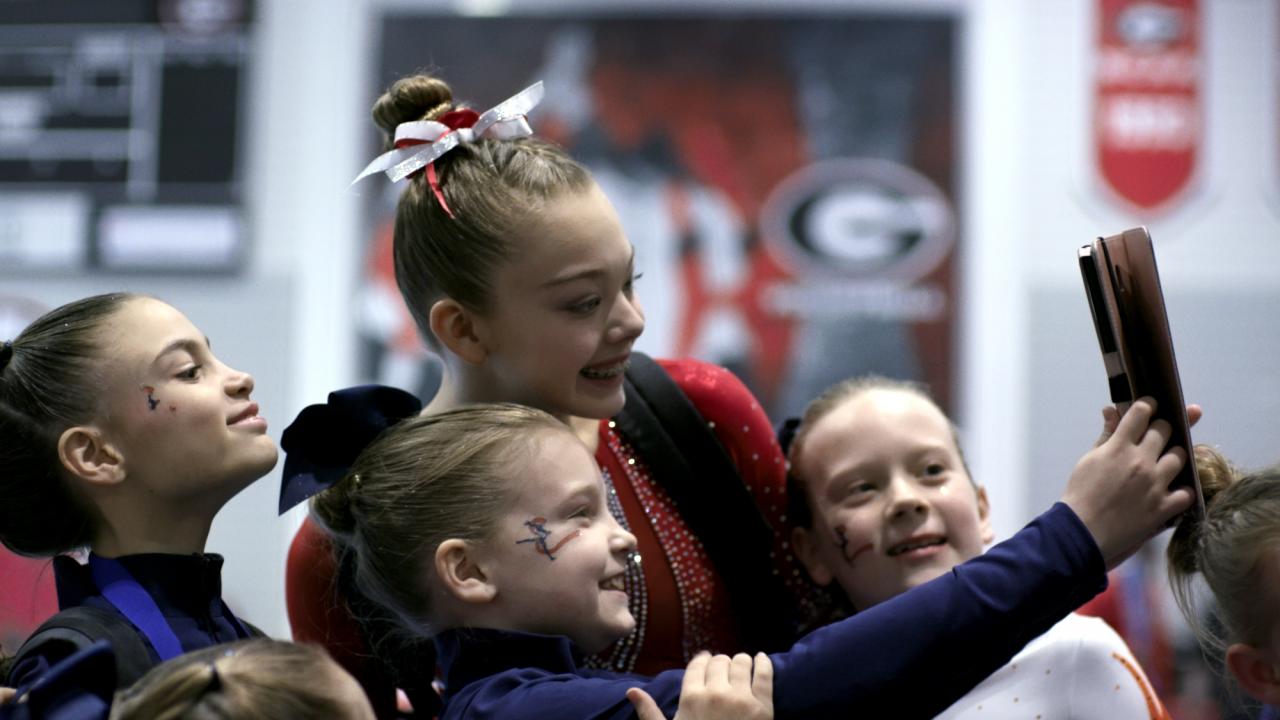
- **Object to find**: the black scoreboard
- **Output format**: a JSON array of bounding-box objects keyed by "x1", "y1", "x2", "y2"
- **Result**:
[{"x1": 0, "y1": 0, "x2": 252, "y2": 273}]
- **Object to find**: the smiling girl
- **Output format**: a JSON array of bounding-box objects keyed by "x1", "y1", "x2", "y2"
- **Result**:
[
  {"x1": 0, "y1": 294, "x2": 275, "y2": 691},
  {"x1": 786, "y1": 376, "x2": 1175, "y2": 718},
  {"x1": 284, "y1": 72, "x2": 807, "y2": 712},
  {"x1": 295, "y1": 388, "x2": 1190, "y2": 719}
]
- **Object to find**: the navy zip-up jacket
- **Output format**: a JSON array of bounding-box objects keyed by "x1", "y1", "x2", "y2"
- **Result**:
[{"x1": 436, "y1": 503, "x2": 1105, "y2": 720}]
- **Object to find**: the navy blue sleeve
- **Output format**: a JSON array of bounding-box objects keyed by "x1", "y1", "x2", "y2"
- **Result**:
[
  {"x1": 444, "y1": 666, "x2": 684, "y2": 720},
  {"x1": 441, "y1": 503, "x2": 1104, "y2": 720},
  {"x1": 771, "y1": 502, "x2": 1106, "y2": 718}
]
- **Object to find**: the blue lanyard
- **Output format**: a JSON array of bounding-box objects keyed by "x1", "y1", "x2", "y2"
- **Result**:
[{"x1": 87, "y1": 554, "x2": 248, "y2": 661}]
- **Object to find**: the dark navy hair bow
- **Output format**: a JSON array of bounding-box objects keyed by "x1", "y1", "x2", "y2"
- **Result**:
[
  {"x1": 776, "y1": 416, "x2": 802, "y2": 456},
  {"x1": 1, "y1": 641, "x2": 115, "y2": 720},
  {"x1": 278, "y1": 385, "x2": 423, "y2": 515}
]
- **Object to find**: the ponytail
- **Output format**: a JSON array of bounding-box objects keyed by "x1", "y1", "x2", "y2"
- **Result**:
[{"x1": 1167, "y1": 446, "x2": 1280, "y2": 653}]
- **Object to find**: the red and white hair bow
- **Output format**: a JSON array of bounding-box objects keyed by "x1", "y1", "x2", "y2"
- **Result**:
[{"x1": 352, "y1": 81, "x2": 544, "y2": 185}]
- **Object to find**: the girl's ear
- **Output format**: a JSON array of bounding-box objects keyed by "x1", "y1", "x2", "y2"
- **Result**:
[
  {"x1": 790, "y1": 525, "x2": 834, "y2": 587},
  {"x1": 57, "y1": 426, "x2": 125, "y2": 487},
  {"x1": 429, "y1": 299, "x2": 488, "y2": 366},
  {"x1": 435, "y1": 538, "x2": 498, "y2": 604},
  {"x1": 975, "y1": 485, "x2": 995, "y2": 545},
  {"x1": 1226, "y1": 642, "x2": 1280, "y2": 706}
]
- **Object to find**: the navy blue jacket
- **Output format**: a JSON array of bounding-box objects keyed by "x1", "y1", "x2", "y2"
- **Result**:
[
  {"x1": 5, "y1": 553, "x2": 254, "y2": 691},
  {"x1": 436, "y1": 503, "x2": 1105, "y2": 720}
]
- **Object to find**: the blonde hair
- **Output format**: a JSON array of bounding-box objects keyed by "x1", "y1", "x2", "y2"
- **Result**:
[
  {"x1": 1167, "y1": 446, "x2": 1280, "y2": 655},
  {"x1": 310, "y1": 403, "x2": 570, "y2": 641},
  {"x1": 371, "y1": 74, "x2": 594, "y2": 350},
  {"x1": 110, "y1": 639, "x2": 358, "y2": 720}
]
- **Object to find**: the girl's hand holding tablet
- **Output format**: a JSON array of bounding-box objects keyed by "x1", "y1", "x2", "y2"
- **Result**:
[{"x1": 1060, "y1": 397, "x2": 1195, "y2": 569}]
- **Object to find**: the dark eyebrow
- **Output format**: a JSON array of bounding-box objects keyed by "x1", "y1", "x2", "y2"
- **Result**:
[
  {"x1": 152, "y1": 337, "x2": 211, "y2": 365},
  {"x1": 540, "y1": 248, "x2": 636, "y2": 289}
]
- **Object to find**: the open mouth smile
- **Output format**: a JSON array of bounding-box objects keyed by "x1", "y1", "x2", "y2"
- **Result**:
[
  {"x1": 581, "y1": 358, "x2": 630, "y2": 380},
  {"x1": 887, "y1": 536, "x2": 946, "y2": 556}
]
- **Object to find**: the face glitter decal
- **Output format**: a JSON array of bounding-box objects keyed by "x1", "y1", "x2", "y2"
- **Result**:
[
  {"x1": 834, "y1": 526, "x2": 872, "y2": 564},
  {"x1": 515, "y1": 516, "x2": 582, "y2": 561},
  {"x1": 141, "y1": 385, "x2": 160, "y2": 411}
]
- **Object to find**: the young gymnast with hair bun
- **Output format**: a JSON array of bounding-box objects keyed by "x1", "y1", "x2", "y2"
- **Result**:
[
  {"x1": 0, "y1": 294, "x2": 274, "y2": 692},
  {"x1": 284, "y1": 383, "x2": 1192, "y2": 718},
  {"x1": 786, "y1": 376, "x2": 1175, "y2": 719},
  {"x1": 285, "y1": 71, "x2": 817, "y2": 713},
  {"x1": 1166, "y1": 447, "x2": 1280, "y2": 717}
]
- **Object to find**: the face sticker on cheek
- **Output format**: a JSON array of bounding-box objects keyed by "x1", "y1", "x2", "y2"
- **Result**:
[
  {"x1": 515, "y1": 517, "x2": 582, "y2": 561},
  {"x1": 834, "y1": 525, "x2": 872, "y2": 565},
  {"x1": 140, "y1": 385, "x2": 160, "y2": 411}
]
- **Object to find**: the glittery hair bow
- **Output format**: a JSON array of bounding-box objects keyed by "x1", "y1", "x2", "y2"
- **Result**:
[{"x1": 351, "y1": 81, "x2": 544, "y2": 186}]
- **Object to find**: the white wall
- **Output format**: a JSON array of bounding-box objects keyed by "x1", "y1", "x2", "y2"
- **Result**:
[
  {"x1": 213, "y1": 0, "x2": 373, "y2": 636},
  {"x1": 1012, "y1": 0, "x2": 1280, "y2": 523}
]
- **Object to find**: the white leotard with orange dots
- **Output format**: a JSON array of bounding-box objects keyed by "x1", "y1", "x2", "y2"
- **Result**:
[{"x1": 934, "y1": 614, "x2": 1169, "y2": 720}]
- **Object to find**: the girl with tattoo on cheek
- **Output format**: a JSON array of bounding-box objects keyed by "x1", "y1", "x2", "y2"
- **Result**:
[
  {"x1": 0, "y1": 294, "x2": 276, "y2": 693},
  {"x1": 282, "y1": 71, "x2": 807, "y2": 716},
  {"x1": 787, "y1": 376, "x2": 1180, "y2": 719},
  {"x1": 287, "y1": 381, "x2": 1191, "y2": 719}
]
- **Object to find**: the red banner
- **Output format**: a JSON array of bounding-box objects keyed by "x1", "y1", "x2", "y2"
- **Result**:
[{"x1": 1095, "y1": 0, "x2": 1201, "y2": 213}]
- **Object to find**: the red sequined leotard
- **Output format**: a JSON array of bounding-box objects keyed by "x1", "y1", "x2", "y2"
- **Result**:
[{"x1": 586, "y1": 358, "x2": 813, "y2": 675}]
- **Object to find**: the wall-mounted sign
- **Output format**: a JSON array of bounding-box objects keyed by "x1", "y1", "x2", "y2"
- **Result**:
[
  {"x1": 1094, "y1": 0, "x2": 1202, "y2": 215},
  {"x1": 0, "y1": 0, "x2": 252, "y2": 274}
]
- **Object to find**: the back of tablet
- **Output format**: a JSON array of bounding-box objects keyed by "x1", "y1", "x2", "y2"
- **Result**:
[{"x1": 1079, "y1": 227, "x2": 1203, "y2": 518}]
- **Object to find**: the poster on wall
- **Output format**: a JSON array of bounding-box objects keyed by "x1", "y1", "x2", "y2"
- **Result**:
[
  {"x1": 1093, "y1": 0, "x2": 1202, "y2": 216},
  {"x1": 358, "y1": 12, "x2": 960, "y2": 421},
  {"x1": 1274, "y1": 3, "x2": 1280, "y2": 219}
]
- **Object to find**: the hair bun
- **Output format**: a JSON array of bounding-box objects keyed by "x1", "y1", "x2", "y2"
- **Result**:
[
  {"x1": 311, "y1": 473, "x2": 359, "y2": 537},
  {"x1": 372, "y1": 75, "x2": 456, "y2": 145},
  {"x1": 1192, "y1": 444, "x2": 1235, "y2": 509},
  {"x1": 1167, "y1": 444, "x2": 1235, "y2": 576}
]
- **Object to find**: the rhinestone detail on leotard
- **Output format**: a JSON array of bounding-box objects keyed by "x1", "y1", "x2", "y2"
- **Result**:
[
  {"x1": 604, "y1": 427, "x2": 719, "y2": 660},
  {"x1": 581, "y1": 465, "x2": 647, "y2": 672}
]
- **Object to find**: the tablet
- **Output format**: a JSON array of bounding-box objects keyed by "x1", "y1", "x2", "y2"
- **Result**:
[{"x1": 1078, "y1": 227, "x2": 1204, "y2": 518}]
